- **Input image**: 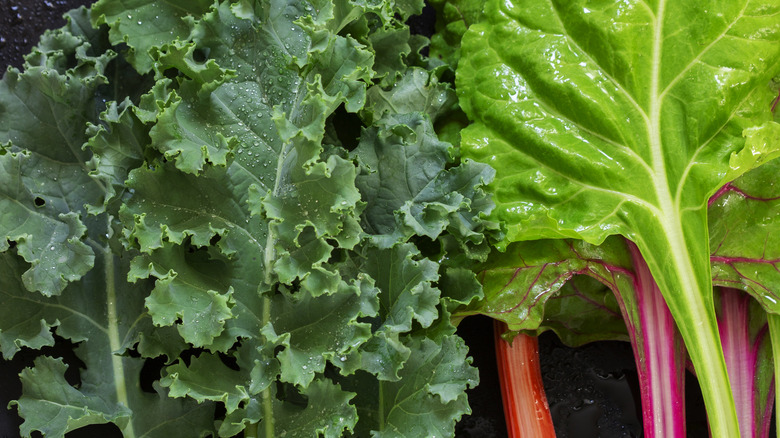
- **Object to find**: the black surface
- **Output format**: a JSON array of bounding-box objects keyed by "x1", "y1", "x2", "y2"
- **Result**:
[
  {"x1": 0, "y1": 0, "x2": 94, "y2": 71},
  {"x1": 455, "y1": 316, "x2": 508, "y2": 438},
  {"x1": 456, "y1": 316, "x2": 646, "y2": 438},
  {"x1": 539, "y1": 332, "x2": 642, "y2": 438}
]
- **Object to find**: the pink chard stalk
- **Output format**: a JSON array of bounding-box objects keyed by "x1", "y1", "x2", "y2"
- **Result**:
[
  {"x1": 455, "y1": 0, "x2": 780, "y2": 435},
  {"x1": 709, "y1": 150, "x2": 780, "y2": 438},
  {"x1": 463, "y1": 235, "x2": 690, "y2": 436},
  {"x1": 622, "y1": 242, "x2": 686, "y2": 437},
  {"x1": 717, "y1": 288, "x2": 774, "y2": 438},
  {"x1": 471, "y1": 148, "x2": 780, "y2": 437}
]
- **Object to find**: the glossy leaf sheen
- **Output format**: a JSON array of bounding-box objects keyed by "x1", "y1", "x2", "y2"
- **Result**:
[
  {"x1": 709, "y1": 157, "x2": 780, "y2": 438},
  {"x1": 458, "y1": 0, "x2": 780, "y2": 433},
  {"x1": 710, "y1": 156, "x2": 780, "y2": 311}
]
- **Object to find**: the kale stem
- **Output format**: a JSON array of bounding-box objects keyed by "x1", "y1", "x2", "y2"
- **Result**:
[
  {"x1": 262, "y1": 294, "x2": 274, "y2": 436},
  {"x1": 244, "y1": 422, "x2": 259, "y2": 438},
  {"x1": 104, "y1": 243, "x2": 136, "y2": 438}
]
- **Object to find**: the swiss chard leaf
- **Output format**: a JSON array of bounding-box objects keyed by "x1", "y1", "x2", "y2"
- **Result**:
[
  {"x1": 464, "y1": 238, "x2": 633, "y2": 333},
  {"x1": 458, "y1": 0, "x2": 780, "y2": 433},
  {"x1": 531, "y1": 275, "x2": 627, "y2": 347},
  {"x1": 710, "y1": 156, "x2": 780, "y2": 311},
  {"x1": 708, "y1": 156, "x2": 780, "y2": 437},
  {"x1": 462, "y1": 236, "x2": 689, "y2": 436}
]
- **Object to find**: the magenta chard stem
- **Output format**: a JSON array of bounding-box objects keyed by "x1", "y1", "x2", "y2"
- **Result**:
[
  {"x1": 616, "y1": 241, "x2": 687, "y2": 437},
  {"x1": 718, "y1": 288, "x2": 775, "y2": 438}
]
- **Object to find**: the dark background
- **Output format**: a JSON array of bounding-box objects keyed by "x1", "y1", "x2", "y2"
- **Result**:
[{"x1": 0, "y1": 1, "x2": 710, "y2": 437}]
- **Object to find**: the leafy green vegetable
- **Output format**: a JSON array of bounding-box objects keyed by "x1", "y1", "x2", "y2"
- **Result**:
[
  {"x1": 458, "y1": 0, "x2": 780, "y2": 434},
  {"x1": 0, "y1": 9, "x2": 211, "y2": 437},
  {"x1": 530, "y1": 276, "x2": 626, "y2": 347},
  {"x1": 710, "y1": 159, "x2": 780, "y2": 308},
  {"x1": 460, "y1": 234, "x2": 690, "y2": 436},
  {"x1": 91, "y1": 0, "x2": 213, "y2": 74},
  {"x1": 17, "y1": 0, "x2": 780, "y2": 436},
  {"x1": 0, "y1": 1, "x2": 496, "y2": 437},
  {"x1": 708, "y1": 156, "x2": 780, "y2": 436},
  {"x1": 428, "y1": 0, "x2": 485, "y2": 68},
  {"x1": 457, "y1": 156, "x2": 780, "y2": 437}
]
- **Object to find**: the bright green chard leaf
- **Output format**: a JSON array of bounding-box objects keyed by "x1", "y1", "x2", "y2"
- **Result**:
[
  {"x1": 458, "y1": 0, "x2": 780, "y2": 432},
  {"x1": 710, "y1": 155, "x2": 780, "y2": 312},
  {"x1": 708, "y1": 153, "x2": 780, "y2": 436},
  {"x1": 706, "y1": 101, "x2": 780, "y2": 434},
  {"x1": 459, "y1": 237, "x2": 632, "y2": 344},
  {"x1": 463, "y1": 235, "x2": 693, "y2": 436},
  {"x1": 532, "y1": 275, "x2": 627, "y2": 346}
]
